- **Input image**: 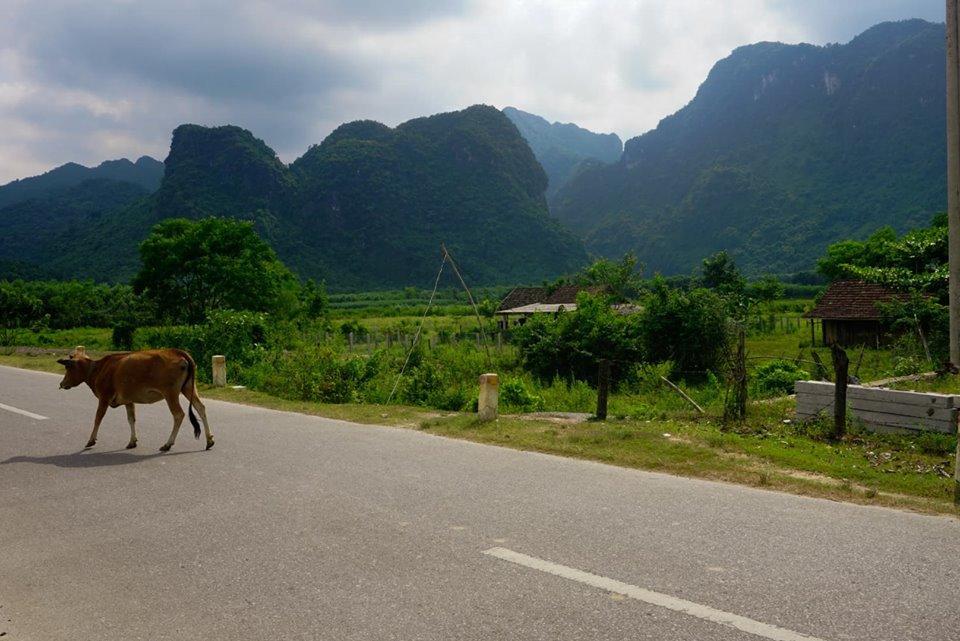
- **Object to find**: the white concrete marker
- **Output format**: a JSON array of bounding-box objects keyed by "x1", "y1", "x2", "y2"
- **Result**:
[
  {"x1": 0, "y1": 402, "x2": 48, "y2": 420},
  {"x1": 483, "y1": 547, "x2": 827, "y2": 641}
]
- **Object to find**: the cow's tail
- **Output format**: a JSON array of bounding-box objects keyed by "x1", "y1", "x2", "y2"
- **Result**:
[{"x1": 182, "y1": 354, "x2": 201, "y2": 440}]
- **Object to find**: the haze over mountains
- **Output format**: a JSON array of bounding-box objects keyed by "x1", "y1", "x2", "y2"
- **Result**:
[
  {"x1": 502, "y1": 107, "x2": 622, "y2": 198},
  {"x1": 0, "y1": 19, "x2": 949, "y2": 287}
]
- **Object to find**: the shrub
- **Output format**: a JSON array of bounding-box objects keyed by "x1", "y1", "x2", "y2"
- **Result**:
[
  {"x1": 753, "y1": 359, "x2": 809, "y2": 396},
  {"x1": 111, "y1": 322, "x2": 136, "y2": 350},
  {"x1": 134, "y1": 310, "x2": 273, "y2": 382},
  {"x1": 513, "y1": 293, "x2": 643, "y2": 386},
  {"x1": 638, "y1": 279, "x2": 729, "y2": 377},
  {"x1": 500, "y1": 379, "x2": 544, "y2": 412}
]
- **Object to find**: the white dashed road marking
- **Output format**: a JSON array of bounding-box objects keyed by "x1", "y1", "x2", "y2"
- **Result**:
[
  {"x1": 483, "y1": 547, "x2": 827, "y2": 641},
  {"x1": 0, "y1": 402, "x2": 48, "y2": 420}
]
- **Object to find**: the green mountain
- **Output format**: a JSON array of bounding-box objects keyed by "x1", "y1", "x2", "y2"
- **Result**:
[
  {"x1": 0, "y1": 156, "x2": 163, "y2": 209},
  {"x1": 0, "y1": 179, "x2": 152, "y2": 280},
  {"x1": 553, "y1": 19, "x2": 946, "y2": 275},
  {"x1": 503, "y1": 107, "x2": 622, "y2": 199},
  {"x1": 0, "y1": 105, "x2": 587, "y2": 288}
]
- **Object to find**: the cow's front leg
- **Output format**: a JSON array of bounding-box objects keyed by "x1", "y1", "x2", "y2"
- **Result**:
[
  {"x1": 86, "y1": 399, "x2": 108, "y2": 448},
  {"x1": 125, "y1": 404, "x2": 138, "y2": 449}
]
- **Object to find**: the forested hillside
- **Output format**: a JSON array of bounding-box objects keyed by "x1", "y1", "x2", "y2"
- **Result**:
[
  {"x1": 503, "y1": 107, "x2": 622, "y2": 199},
  {"x1": 0, "y1": 106, "x2": 587, "y2": 288},
  {"x1": 0, "y1": 156, "x2": 163, "y2": 209},
  {"x1": 553, "y1": 19, "x2": 946, "y2": 275}
]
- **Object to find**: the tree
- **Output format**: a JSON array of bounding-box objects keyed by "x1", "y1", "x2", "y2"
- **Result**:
[
  {"x1": 748, "y1": 275, "x2": 785, "y2": 304},
  {"x1": 513, "y1": 293, "x2": 643, "y2": 385},
  {"x1": 576, "y1": 253, "x2": 644, "y2": 301},
  {"x1": 638, "y1": 278, "x2": 729, "y2": 377},
  {"x1": 133, "y1": 217, "x2": 300, "y2": 324},
  {"x1": 701, "y1": 251, "x2": 745, "y2": 294},
  {"x1": 299, "y1": 279, "x2": 329, "y2": 320}
]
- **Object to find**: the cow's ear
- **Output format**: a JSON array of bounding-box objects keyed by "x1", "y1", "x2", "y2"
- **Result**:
[{"x1": 57, "y1": 358, "x2": 73, "y2": 367}]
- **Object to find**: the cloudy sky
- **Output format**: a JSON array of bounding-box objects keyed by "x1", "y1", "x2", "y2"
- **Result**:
[{"x1": 0, "y1": 0, "x2": 944, "y2": 183}]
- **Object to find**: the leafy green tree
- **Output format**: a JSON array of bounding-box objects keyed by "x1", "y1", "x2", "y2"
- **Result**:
[
  {"x1": 576, "y1": 252, "x2": 644, "y2": 301},
  {"x1": 133, "y1": 217, "x2": 300, "y2": 324},
  {"x1": 299, "y1": 279, "x2": 329, "y2": 320},
  {"x1": 701, "y1": 251, "x2": 745, "y2": 294},
  {"x1": 638, "y1": 279, "x2": 729, "y2": 377},
  {"x1": 748, "y1": 275, "x2": 785, "y2": 304},
  {"x1": 513, "y1": 293, "x2": 643, "y2": 385},
  {"x1": 817, "y1": 215, "x2": 947, "y2": 299}
]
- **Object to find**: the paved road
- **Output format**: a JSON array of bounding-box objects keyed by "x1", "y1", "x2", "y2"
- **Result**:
[{"x1": 1, "y1": 364, "x2": 958, "y2": 641}]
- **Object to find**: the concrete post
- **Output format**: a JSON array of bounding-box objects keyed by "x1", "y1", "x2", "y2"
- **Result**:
[
  {"x1": 349, "y1": 332, "x2": 355, "y2": 350},
  {"x1": 478, "y1": 373, "x2": 499, "y2": 421},
  {"x1": 212, "y1": 355, "x2": 226, "y2": 387}
]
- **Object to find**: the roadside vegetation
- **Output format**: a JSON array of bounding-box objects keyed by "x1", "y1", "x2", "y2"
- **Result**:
[{"x1": 1, "y1": 216, "x2": 957, "y2": 514}]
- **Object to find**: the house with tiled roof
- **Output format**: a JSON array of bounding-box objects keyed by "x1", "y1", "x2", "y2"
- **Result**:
[
  {"x1": 802, "y1": 280, "x2": 909, "y2": 347},
  {"x1": 495, "y1": 285, "x2": 613, "y2": 328}
]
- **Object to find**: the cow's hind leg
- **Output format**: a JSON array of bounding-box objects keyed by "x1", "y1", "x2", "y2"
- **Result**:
[
  {"x1": 183, "y1": 386, "x2": 214, "y2": 449},
  {"x1": 183, "y1": 386, "x2": 214, "y2": 450},
  {"x1": 125, "y1": 404, "x2": 138, "y2": 449},
  {"x1": 86, "y1": 399, "x2": 108, "y2": 448},
  {"x1": 159, "y1": 392, "x2": 185, "y2": 452}
]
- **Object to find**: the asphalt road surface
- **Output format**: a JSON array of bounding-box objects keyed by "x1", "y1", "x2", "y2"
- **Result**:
[{"x1": 1, "y1": 364, "x2": 959, "y2": 641}]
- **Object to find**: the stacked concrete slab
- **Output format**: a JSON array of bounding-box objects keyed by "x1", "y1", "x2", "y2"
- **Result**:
[{"x1": 795, "y1": 381, "x2": 958, "y2": 434}]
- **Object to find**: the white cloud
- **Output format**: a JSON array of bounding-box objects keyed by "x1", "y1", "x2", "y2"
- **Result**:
[{"x1": 0, "y1": 0, "x2": 943, "y2": 183}]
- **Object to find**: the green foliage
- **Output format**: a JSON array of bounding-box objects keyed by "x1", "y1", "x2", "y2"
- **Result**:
[
  {"x1": 638, "y1": 279, "x2": 729, "y2": 377},
  {"x1": 133, "y1": 217, "x2": 301, "y2": 324},
  {"x1": 0, "y1": 279, "x2": 152, "y2": 329},
  {"x1": 701, "y1": 251, "x2": 745, "y2": 295},
  {"x1": 753, "y1": 359, "x2": 809, "y2": 396},
  {"x1": 299, "y1": 279, "x2": 329, "y2": 320},
  {"x1": 513, "y1": 293, "x2": 643, "y2": 385},
  {"x1": 748, "y1": 275, "x2": 786, "y2": 303},
  {"x1": 134, "y1": 310, "x2": 273, "y2": 382},
  {"x1": 500, "y1": 379, "x2": 545, "y2": 411},
  {"x1": 575, "y1": 253, "x2": 644, "y2": 301},
  {"x1": 111, "y1": 322, "x2": 136, "y2": 350}
]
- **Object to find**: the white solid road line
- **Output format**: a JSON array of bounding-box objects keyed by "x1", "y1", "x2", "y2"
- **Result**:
[
  {"x1": 483, "y1": 547, "x2": 828, "y2": 641},
  {"x1": 0, "y1": 401, "x2": 48, "y2": 420}
]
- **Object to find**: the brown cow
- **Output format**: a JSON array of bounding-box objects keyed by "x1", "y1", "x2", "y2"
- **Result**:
[{"x1": 57, "y1": 348, "x2": 214, "y2": 452}]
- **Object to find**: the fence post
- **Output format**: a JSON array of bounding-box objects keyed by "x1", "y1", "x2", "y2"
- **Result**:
[
  {"x1": 733, "y1": 327, "x2": 747, "y2": 420},
  {"x1": 349, "y1": 332, "x2": 355, "y2": 350},
  {"x1": 496, "y1": 331, "x2": 503, "y2": 351},
  {"x1": 212, "y1": 355, "x2": 227, "y2": 387},
  {"x1": 478, "y1": 373, "x2": 499, "y2": 421},
  {"x1": 830, "y1": 344, "x2": 848, "y2": 439},
  {"x1": 596, "y1": 359, "x2": 611, "y2": 420}
]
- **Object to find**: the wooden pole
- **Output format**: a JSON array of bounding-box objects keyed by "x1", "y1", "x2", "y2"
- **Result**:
[
  {"x1": 596, "y1": 359, "x2": 611, "y2": 420},
  {"x1": 830, "y1": 344, "x2": 848, "y2": 440},
  {"x1": 946, "y1": 0, "x2": 960, "y2": 503},
  {"x1": 949, "y1": 0, "x2": 960, "y2": 366},
  {"x1": 660, "y1": 376, "x2": 705, "y2": 415}
]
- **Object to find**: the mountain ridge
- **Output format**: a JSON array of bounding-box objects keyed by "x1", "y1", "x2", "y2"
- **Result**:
[{"x1": 554, "y1": 18, "x2": 946, "y2": 275}]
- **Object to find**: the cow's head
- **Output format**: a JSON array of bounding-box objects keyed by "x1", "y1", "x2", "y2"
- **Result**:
[{"x1": 57, "y1": 353, "x2": 90, "y2": 389}]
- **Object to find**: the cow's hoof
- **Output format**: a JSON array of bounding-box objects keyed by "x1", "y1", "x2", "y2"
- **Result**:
[
  {"x1": 84, "y1": 440, "x2": 96, "y2": 449},
  {"x1": 205, "y1": 439, "x2": 215, "y2": 451},
  {"x1": 126, "y1": 441, "x2": 137, "y2": 449},
  {"x1": 159, "y1": 444, "x2": 172, "y2": 452}
]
